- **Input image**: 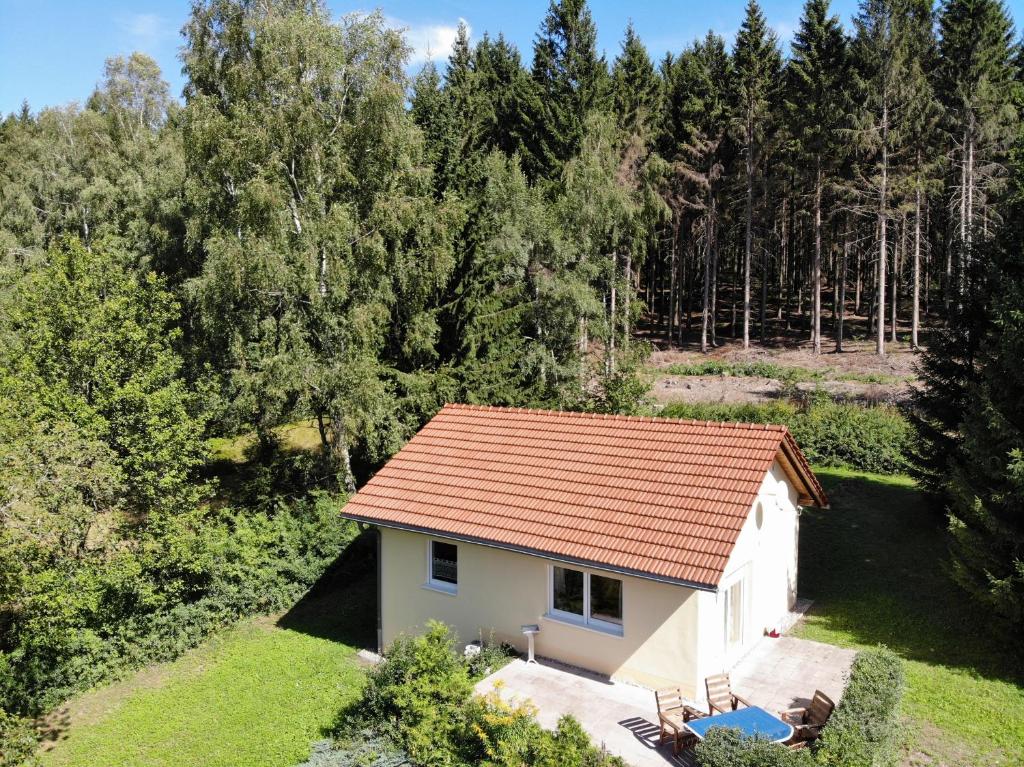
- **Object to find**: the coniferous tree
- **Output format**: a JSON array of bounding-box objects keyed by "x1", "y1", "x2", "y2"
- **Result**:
[
  {"x1": 611, "y1": 22, "x2": 660, "y2": 139},
  {"x1": 850, "y1": 0, "x2": 916, "y2": 356},
  {"x1": 937, "y1": 0, "x2": 1018, "y2": 304},
  {"x1": 732, "y1": 0, "x2": 782, "y2": 348},
  {"x1": 525, "y1": 0, "x2": 609, "y2": 181}
]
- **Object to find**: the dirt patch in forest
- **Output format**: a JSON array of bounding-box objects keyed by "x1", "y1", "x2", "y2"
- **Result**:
[
  {"x1": 648, "y1": 336, "x2": 921, "y2": 407},
  {"x1": 652, "y1": 374, "x2": 913, "y2": 406}
]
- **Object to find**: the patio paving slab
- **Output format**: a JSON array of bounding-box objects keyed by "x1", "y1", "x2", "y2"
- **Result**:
[{"x1": 474, "y1": 634, "x2": 856, "y2": 767}]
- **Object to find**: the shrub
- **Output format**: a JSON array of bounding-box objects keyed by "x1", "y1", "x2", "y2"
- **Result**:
[
  {"x1": 0, "y1": 708, "x2": 38, "y2": 767},
  {"x1": 349, "y1": 621, "x2": 473, "y2": 766},
  {"x1": 816, "y1": 648, "x2": 905, "y2": 767},
  {"x1": 660, "y1": 400, "x2": 913, "y2": 474},
  {"x1": 294, "y1": 734, "x2": 410, "y2": 767},
  {"x1": 464, "y1": 691, "x2": 626, "y2": 767},
  {"x1": 338, "y1": 622, "x2": 625, "y2": 767},
  {"x1": 694, "y1": 727, "x2": 814, "y2": 767}
]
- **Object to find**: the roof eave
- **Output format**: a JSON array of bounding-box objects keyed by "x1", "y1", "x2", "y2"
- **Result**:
[{"x1": 341, "y1": 513, "x2": 719, "y2": 593}]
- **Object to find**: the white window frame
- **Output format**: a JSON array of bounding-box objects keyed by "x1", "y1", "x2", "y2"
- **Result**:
[
  {"x1": 545, "y1": 564, "x2": 624, "y2": 637},
  {"x1": 424, "y1": 539, "x2": 458, "y2": 595}
]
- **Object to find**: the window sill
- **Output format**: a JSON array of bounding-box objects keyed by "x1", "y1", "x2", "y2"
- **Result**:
[
  {"x1": 422, "y1": 581, "x2": 457, "y2": 596},
  {"x1": 542, "y1": 612, "x2": 623, "y2": 638}
]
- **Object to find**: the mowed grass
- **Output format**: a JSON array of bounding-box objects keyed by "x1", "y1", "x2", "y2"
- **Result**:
[
  {"x1": 40, "y1": 572, "x2": 375, "y2": 767},
  {"x1": 797, "y1": 469, "x2": 1024, "y2": 766}
]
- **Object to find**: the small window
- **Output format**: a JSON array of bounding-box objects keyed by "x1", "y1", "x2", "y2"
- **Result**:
[
  {"x1": 548, "y1": 566, "x2": 623, "y2": 635},
  {"x1": 553, "y1": 566, "x2": 584, "y2": 616},
  {"x1": 755, "y1": 501, "x2": 765, "y2": 530},
  {"x1": 428, "y1": 540, "x2": 458, "y2": 593}
]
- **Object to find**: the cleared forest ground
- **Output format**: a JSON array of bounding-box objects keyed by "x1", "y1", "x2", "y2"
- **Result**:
[{"x1": 648, "y1": 337, "x2": 920, "y2": 406}]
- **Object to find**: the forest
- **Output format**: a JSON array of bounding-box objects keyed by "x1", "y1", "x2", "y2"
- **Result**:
[{"x1": 1, "y1": 0, "x2": 1023, "y2": 762}]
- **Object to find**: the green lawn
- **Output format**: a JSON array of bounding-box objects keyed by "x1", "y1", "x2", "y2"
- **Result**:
[
  {"x1": 797, "y1": 468, "x2": 1024, "y2": 767},
  {"x1": 39, "y1": 572, "x2": 374, "y2": 767}
]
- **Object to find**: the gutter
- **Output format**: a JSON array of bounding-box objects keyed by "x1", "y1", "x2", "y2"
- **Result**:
[{"x1": 341, "y1": 513, "x2": 719, "y2": 593}]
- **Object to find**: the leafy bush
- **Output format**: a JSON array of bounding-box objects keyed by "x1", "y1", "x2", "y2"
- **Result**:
[
  {"x1": 338, "y1": 622, "x2": 624, "y2": 767},
  {"x1": 694, "y1": 727, "x2": 814, "y2": 767},
  {"x1": 816, "y1": 648, "x2": 905, "y2": 767},
  {"x1": 1, "y1": 493, "x2": 356, "y2": 715},
  {"x1": 464, "y1": 691, "x2": 626, "y2": 767},
  {"x1": 0, "y1": 708, "x2": 38, "y2": 767},
  {"x1": 465, "y1": 632, "x2": 519, "y2": 679},
  {"x1": 349, "y1": 621, "x2": 473, "y2": 766},
  {"x1": 660, "y1": 400, "x2": 913, "y2": 474}
]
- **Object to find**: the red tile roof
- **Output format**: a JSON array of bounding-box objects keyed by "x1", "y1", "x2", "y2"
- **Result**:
[{"x1": 342, "y1": 404, "x2": 828, "y2": 589}]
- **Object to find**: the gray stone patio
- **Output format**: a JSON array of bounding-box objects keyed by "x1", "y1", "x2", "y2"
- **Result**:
[{"x1": 474, "y1": 635, "x2": 856, "y2": 767}]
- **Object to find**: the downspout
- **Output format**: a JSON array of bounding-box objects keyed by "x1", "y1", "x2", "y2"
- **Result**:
[{"x1": 374, "y1": 526, "x2": 383, "y2": 654}]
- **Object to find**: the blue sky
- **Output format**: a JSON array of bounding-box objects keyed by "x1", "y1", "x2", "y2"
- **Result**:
[{"x1": 2, "y1": 0, "x2": 1022, "y2": 115}]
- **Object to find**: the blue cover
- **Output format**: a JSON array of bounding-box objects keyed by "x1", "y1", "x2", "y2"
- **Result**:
[{"x1": 685, "y1": 706, "x2": 793, "y2": 743}]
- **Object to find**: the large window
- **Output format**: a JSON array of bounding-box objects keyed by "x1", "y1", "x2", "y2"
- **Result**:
[
  {"x1": 428, "y1": 540, "x2": 458, "y2": 593},
  {"x1": 548, "y1": 566, "x2": 623, "y2": 635}
]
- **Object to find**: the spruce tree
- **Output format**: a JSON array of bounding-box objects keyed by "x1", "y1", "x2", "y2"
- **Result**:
[
  {"x1": 611, "y1": 22, "x2": 660, "y2": 139},
  {"x1": 937, "y1": 0, "x2": 1018, "y2": 304},
  {"x1": 788, "y1": 0, "x2": 848, "y2": 354},
  {"x1": 525, "y1": 0, "x2": 609, "y2": 181},
  {"x1": 732, "y1": 0, "x2": 781, "y2": 349}
]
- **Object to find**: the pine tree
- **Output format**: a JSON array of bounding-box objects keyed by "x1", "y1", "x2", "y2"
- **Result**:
[
  {"x1": 611, "y1": 22, "x2": 660, "y2": 139},
  {"x1": 788, "y1": 0, "x2": 848, "y2": 354},
  {"x1": 937, "y1": 0, "x2": 1018, "y2": 305},
  {"x1": 940, "y1": 157, "x2": 1024, "y2": 631},
  {"x1": 850, "y1": 0, "x2": 916, "y2": 356},
  {"x1": 525, "y1": 0, "x2": 609, "y2": 181},
  {"x1": 732, "y1": 0, "x2": 782, "y2": 349}
]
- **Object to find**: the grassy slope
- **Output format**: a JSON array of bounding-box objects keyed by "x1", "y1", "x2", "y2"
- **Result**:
[
  {"x1": 40, "y1": 572, "x2": 374, "y2": 767},
  {"x1": 797, "y1": 469, "x2": 1024, "y2": 766}
]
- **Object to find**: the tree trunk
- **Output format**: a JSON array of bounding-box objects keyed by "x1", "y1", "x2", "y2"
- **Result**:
[
  {"x1": 912, "y1": 185, "x2": 921, "y2": 349},
  {"x1": 743, "y1": 117, "x2": 754, "y2": 348},
  {"x1": 877, "y1": 104, "x2": 888, "y2": 357},
  {"x1": 700, "y1": 215, "x2": 712, "y2": 353},
  {"x1": 837, "y1": 221, "x2": 849, "y2": 353},
  {"x1": 812, "y1": 164, "x2": 823, "y2": 354}
]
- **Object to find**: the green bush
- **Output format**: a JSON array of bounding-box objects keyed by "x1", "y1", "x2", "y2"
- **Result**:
[
  {"x1": 1, "y1": 493, "x2": 356, "y2": 715},
  {"x1": 660, "y1": 400, "x2": 913, "y2": 474},
  {"x1": 350, "y1": 621, "x2": 473, "y2": 766},
  {"x1": 0, "y1": 708, "x2": 38, "y2": 767},
  {"x1": 339, "y1": 622, "x2": 624, "y2": 767},
  {"x1": 816, "y1": 648, "x2": 905, "y2": 767},
  {"x1": 694, "y1": 727, "x2": 814, "y2": 767}
]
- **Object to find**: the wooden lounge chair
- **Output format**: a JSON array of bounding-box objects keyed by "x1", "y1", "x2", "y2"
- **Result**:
[
  {"x1": 655, "y1": 688, "x2": 706, "y2": 754},
  {"x1": 705, "y1": 673, "x2": 752, "y2": 715},
  {"x1": 780, "y1": 690, "x2": 835, "y2": 742}
]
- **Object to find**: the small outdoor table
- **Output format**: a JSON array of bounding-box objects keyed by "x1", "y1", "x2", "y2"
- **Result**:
[{"x1": 683, "y1": 706, "x2": 794, "y2": 744}]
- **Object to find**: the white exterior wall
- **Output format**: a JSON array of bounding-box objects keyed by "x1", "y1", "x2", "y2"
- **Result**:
[{"x1": 695, "y1": 460, "x2": 801, "y2": 692}]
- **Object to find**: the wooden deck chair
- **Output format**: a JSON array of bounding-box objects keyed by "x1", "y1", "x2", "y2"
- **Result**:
[
  {"x1": 704, "y1": 673, "x2": 752, "y2": 715},
  {"x1": 780, "y1": 690, "x2": 835, "y2": 742},
  {"x1": 655, "y1": 688, "x2": 705, "y2": 754}
]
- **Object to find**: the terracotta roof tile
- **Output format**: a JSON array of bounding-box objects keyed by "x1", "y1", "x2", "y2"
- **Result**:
[{"x1": 342, "y1": 404, "x2": 827, "y2": 589}]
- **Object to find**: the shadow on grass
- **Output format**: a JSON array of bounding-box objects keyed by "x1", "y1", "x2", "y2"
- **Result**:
[
  {"x1": 798, "y1": 468, "x2": 1023, "y2": 686},
  {"x1": 276, "y1": 529, "x2": 377, "y2": 652}
]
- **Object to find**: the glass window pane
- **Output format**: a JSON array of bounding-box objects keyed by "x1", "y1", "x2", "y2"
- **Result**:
[
  {"x1": 589, "y1": 574, "x2": 623, "y2": 625},
  {"x1": 431, "y1": 541, "x2": 458, "y2": 584},
  {"x1": 552, "y1": 566, "x2": 584, "y2": 615},
  {"x1": 728, "y1": 580, "x2": 743, "y2": 645}
]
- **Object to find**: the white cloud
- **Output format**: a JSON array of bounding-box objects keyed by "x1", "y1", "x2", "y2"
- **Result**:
[
  {"x1": 386, "y1": 17, "x2": 471, "y2": 67},
  {"x1": 116, "y1": 13, "x2": 174, "y2": 50}
]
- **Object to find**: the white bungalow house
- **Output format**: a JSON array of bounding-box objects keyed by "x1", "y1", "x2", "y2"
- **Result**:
[{"x1": 342, "y1": 403, "x2": 827, "y2": 699}]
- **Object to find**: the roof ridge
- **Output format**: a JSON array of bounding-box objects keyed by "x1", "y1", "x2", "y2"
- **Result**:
[{"x1": 441, "y1": 402, "x2": 789, "y2": 432}]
